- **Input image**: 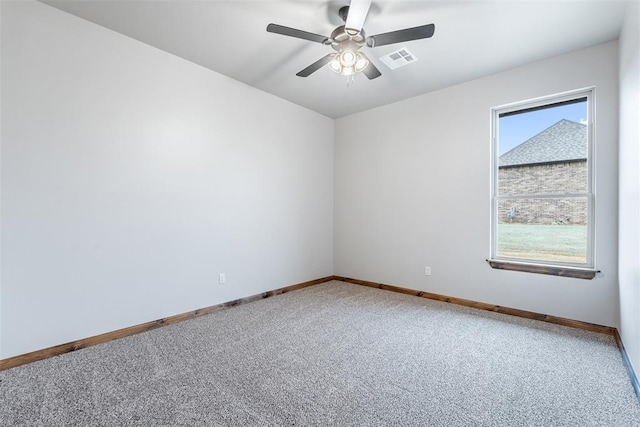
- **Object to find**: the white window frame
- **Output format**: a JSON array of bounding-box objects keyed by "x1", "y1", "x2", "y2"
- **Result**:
[{"x1": 489, "y1": 88, "x2": 596, "y2": 276}]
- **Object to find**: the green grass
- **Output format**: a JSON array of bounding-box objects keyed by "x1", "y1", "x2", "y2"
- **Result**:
[{"x1": 497, "y1": 223, "x2": 587, "y2": 263}]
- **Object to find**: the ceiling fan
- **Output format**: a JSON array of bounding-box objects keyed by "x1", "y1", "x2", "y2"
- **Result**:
[{"x1": 266, "y1": 0, "x2": 435, "y2": 81}]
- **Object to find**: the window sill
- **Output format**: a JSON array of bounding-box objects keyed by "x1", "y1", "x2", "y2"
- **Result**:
[{"x1": 486, "y1": 259, "x2": 598, "y2": 279}]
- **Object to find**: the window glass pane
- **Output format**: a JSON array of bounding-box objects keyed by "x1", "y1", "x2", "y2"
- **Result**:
[
  {"x1": 498, "y1": 161, "x2": 588, "y2": 196},
  {"x1": 498, "y1": 100, "x2": 588, "y2": 196},
  {"x1": 496, "y1": 197, "x2": 588, "y2": 264}
]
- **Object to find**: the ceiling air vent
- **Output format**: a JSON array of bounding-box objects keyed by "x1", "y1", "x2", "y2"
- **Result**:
[{"x1": 379, "y1": 47, "x2": 418, "y2": 70}]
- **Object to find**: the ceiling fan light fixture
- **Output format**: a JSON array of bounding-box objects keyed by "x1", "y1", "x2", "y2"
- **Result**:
[
  {"x1": 340, "y1": 50, "x2": 357, "y2": 67},
  {"x1": 355, "y1": 56, "x2": 369, "y2": 72},
  {"x1": 328, "y1": 57, "x2": 343, "y2": 73},
  {"x1": 328, "y1": 51, "x2": 368, "y2": 77}
]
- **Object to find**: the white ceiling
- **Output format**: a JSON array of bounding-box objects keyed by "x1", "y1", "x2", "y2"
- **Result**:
[{"x1": 42, "y1": 0, "x2": 629, "y2": 118}]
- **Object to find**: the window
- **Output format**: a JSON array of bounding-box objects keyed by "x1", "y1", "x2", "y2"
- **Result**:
[{"x1": 489, "y1": 89, "x2": 596, "y2": 279}]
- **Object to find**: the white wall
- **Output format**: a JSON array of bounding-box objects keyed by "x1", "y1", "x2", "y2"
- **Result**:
[
  {"x1": 618, "y1": 0, "x2": 640, "y2": 380},
  {"x1": 335, "y1": 41, "x2": 620, "y2": 327},
  {"x1": 0, "y1": 1, "x2": 334, "y2": 359}
]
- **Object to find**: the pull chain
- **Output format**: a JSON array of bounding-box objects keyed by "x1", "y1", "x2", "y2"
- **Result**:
[{"x1": 346, "y1": 75, "x2": 355, "y2": 87}]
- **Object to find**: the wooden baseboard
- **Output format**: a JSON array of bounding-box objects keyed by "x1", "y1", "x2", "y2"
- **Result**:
[
  {"x1": 1, "y1": 274, "x2": 626, "y2": 379},
  {"x1": 334, "y1": 276, "x2": 616, "y2": 336},
  {"x1": 0, "y1": 276, "x2": 334, "y2": 371},
  {"x1": 614, "y1": 330, "x2": 640, "y2": 402}
]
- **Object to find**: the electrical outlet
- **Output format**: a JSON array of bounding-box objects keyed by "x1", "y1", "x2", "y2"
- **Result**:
[
  {"x1": 219, "y1": 273, "x2": 226, "y2": 284},
  {"x1": 425, "y1": 266, "x2": 431, "y2": 276}
]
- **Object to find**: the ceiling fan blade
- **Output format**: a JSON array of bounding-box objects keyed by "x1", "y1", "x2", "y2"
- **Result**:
[
  {"x1": 345, "y1": 0, "x2": 372, "y2": 35},
  {"x1": 296, "y1": 54, "x2": 334, "y2": 77},
  {"x1": 366, "y1": 24, "x2": 435, "y2": 48},
  {"x1": 267, "y1": 24, "x2": 329, "y2": 44},
  {"x1": 360, "y1": 54, "x2": 382, "y2": 80}
]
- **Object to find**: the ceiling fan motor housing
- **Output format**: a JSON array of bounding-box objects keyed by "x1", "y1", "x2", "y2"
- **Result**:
[{"x1": 330, "y1": 26, "x2": 366, "y2": 52}]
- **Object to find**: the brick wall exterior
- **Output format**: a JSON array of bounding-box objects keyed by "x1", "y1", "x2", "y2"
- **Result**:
[{"x1": 497, "y1": 160, "x2": 587, "y2": 225}]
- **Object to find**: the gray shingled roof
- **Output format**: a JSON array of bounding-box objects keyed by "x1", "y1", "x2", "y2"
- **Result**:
[{"x1": 499, "y1": 119, "x2": 587, "y2": 167}]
